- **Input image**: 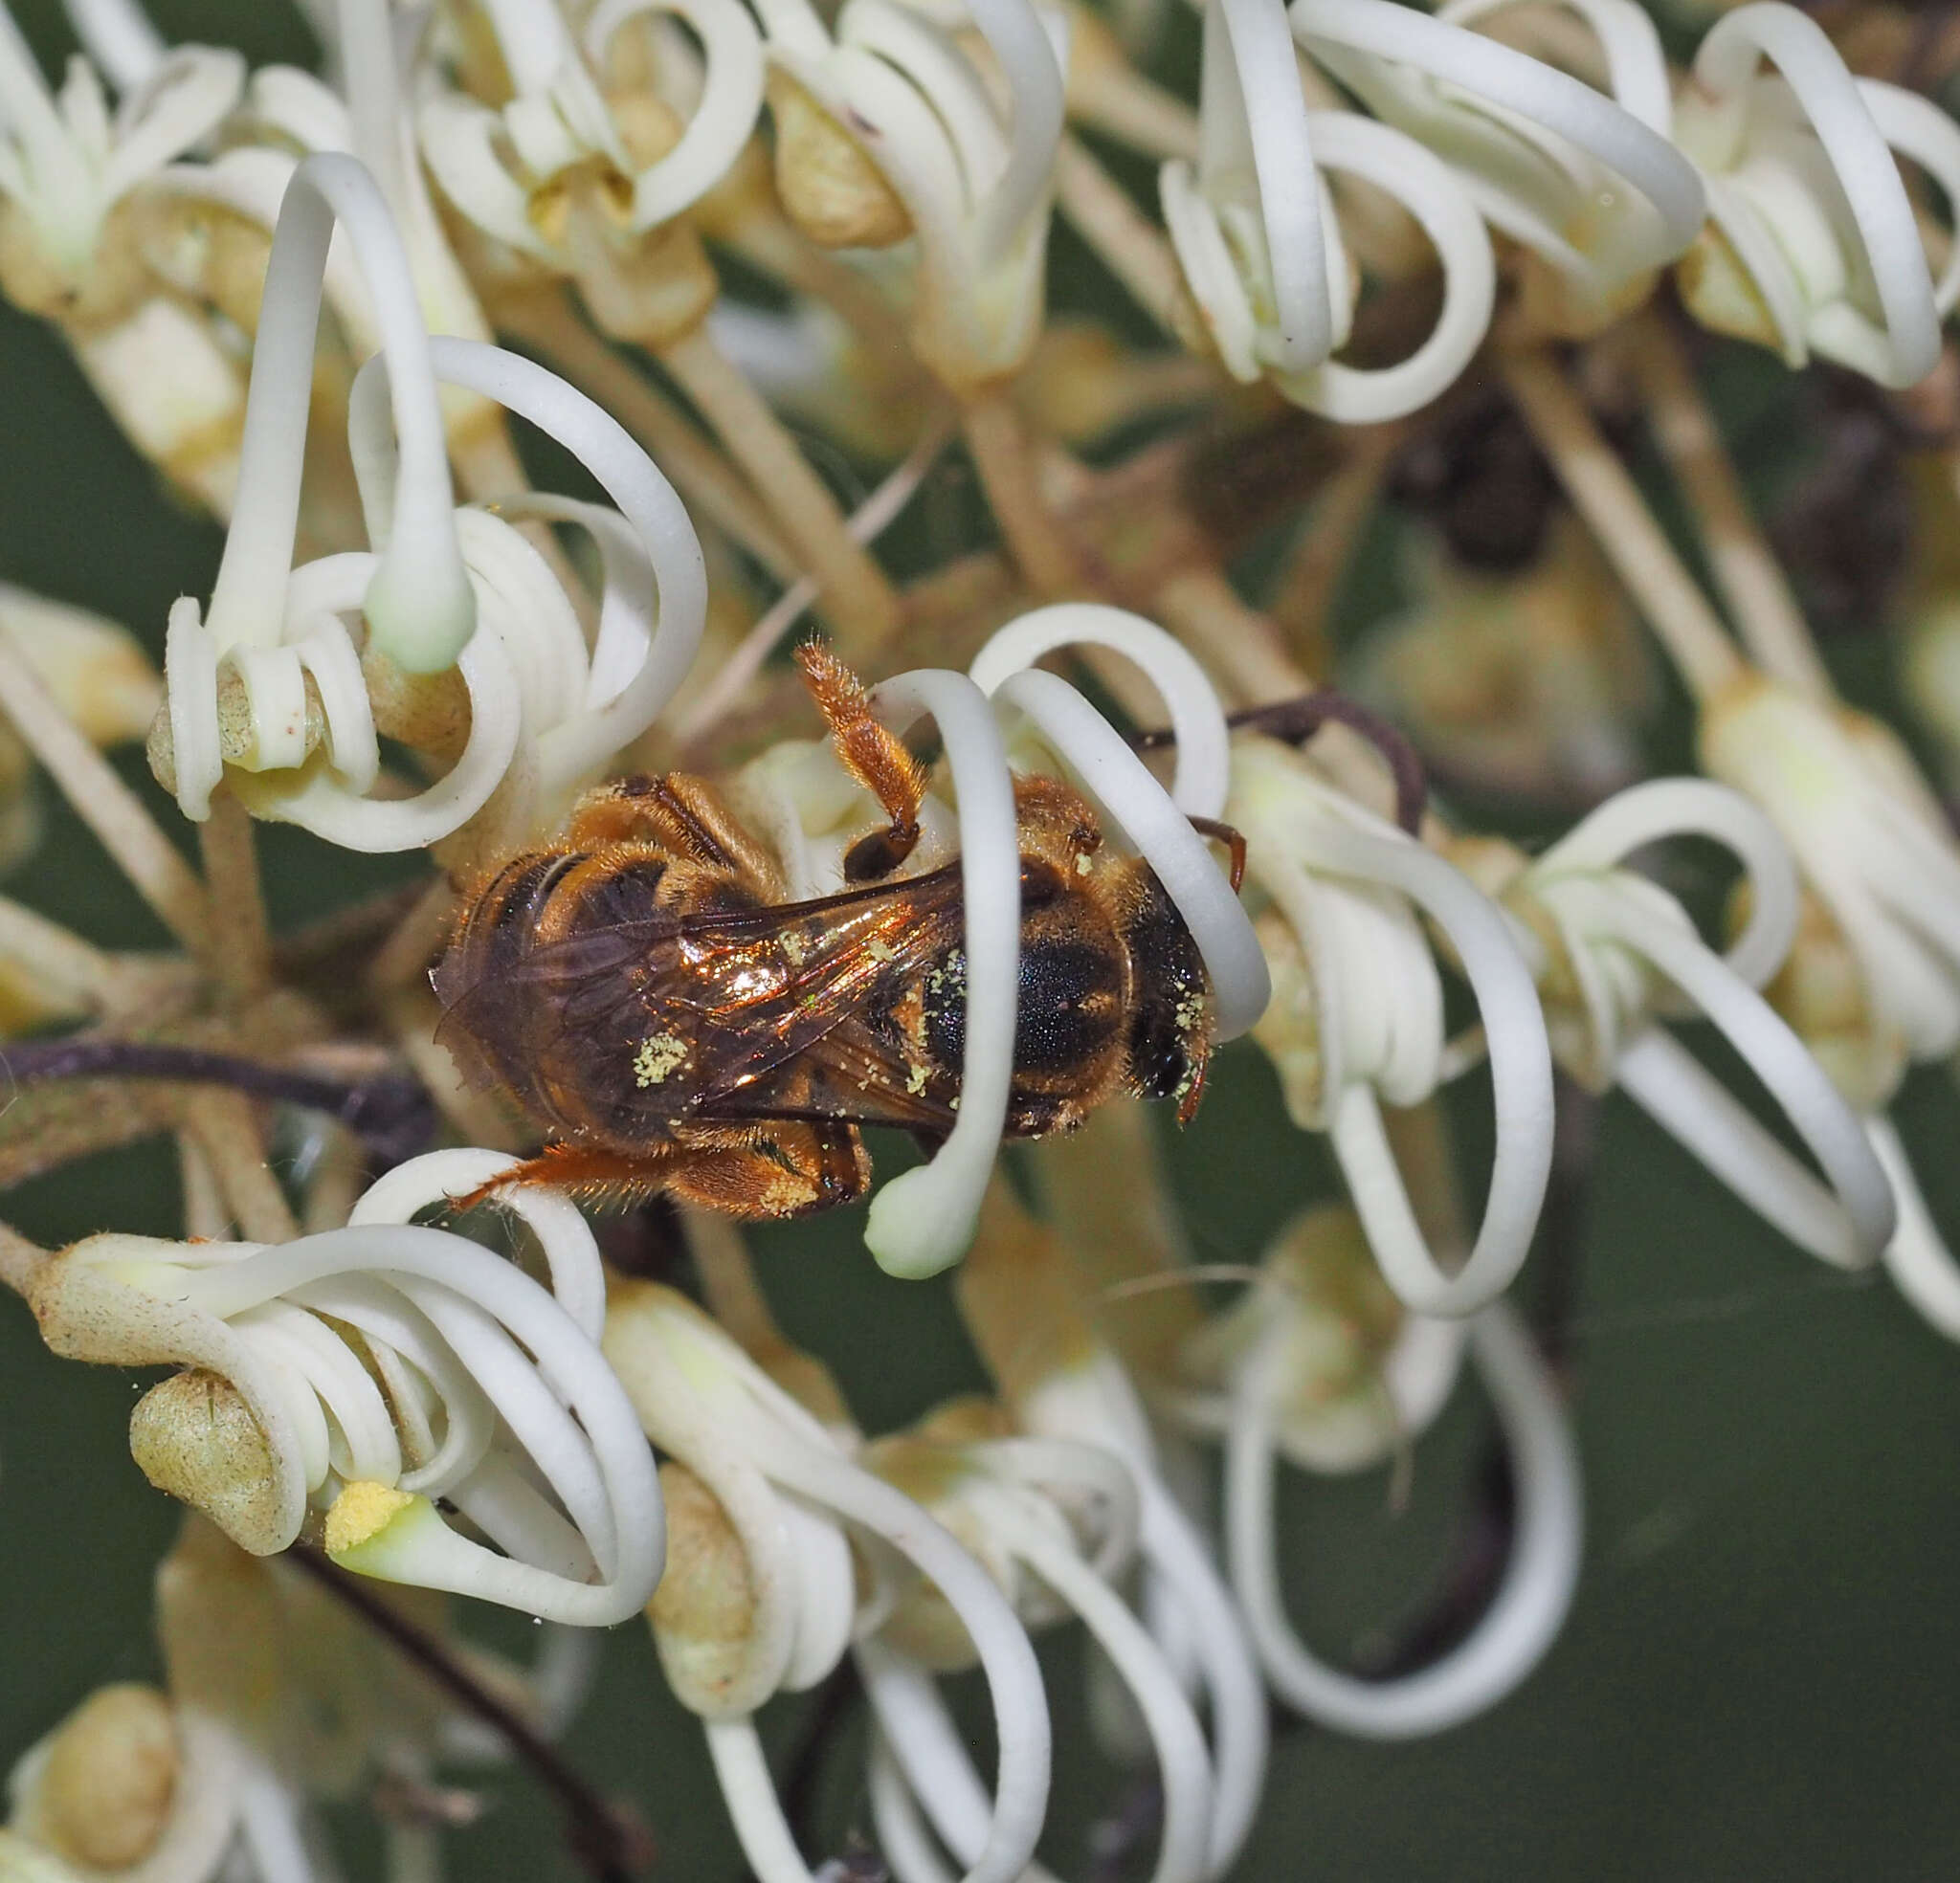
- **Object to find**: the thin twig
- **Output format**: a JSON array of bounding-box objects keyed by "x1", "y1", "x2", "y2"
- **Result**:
[
  {"x1": 659, "y1": 321, "x2": 902, "y2": 643},
  {"x1": 285, "y1": 1548, "x2": 655, "y2": 1882},
  {"x1": 963, "y1": 390, "x2": 1090, "y2": 599},
  {"x1": 677, "y1": 409, "x2": 961, "y2": 744}
]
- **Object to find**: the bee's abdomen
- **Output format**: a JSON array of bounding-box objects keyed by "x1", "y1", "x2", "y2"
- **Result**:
[
  {"x1": 434, "y1": 849, "x2": 671, "y2": 1131},
  {"x1": 920, "y1": 897, "x2": 1130, "y2": 1136}
]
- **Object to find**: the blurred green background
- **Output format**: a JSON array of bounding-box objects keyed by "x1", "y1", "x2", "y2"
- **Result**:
[{"x1": 5, "y1": 2, "x2": 1960, "y2": 1877}]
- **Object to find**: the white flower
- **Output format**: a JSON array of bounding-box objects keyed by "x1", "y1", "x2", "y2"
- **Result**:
[
  {"x1": 1673, "y1": 1, "x2": 1960, "y2": 388},
  {"x1": 414, "y1": 0, "x2": 764, "y2": 266},
  {"x1": 1457, "y1": 776, "x2": 1895, "y2": 1271},
  {"x1": 861, "y1": 1409, "x2": 1218, "y2": 1883},
  {"x1": 158, "y1": 153, "x2": 706, "y2": 853},
  {"x1": 1159, "y1": 0, "x2": 1498, "y2": 421},
  {"x1": 602, "y1": 1275, "x2": 1053, "y2": 1883},
  {"x1": 957, "y1": 1180, "x2": 1270, "y2": 1879},
  {"x1": 1174, "y1": 1208, "x2": 1581, "y2": 1738},
  {"x1": 0, "y1": 4, "x2": 239, "y2": 306},
  {"x1": 753, "y1": 0, "x2": 1066, "y2": 388},
  {"x1": 29, "y1": 1147, "x2": 664, "y2": 1627},
  {"x1": 1287, "y1": 0, "x2": 1704, "y2": 322},
  {"x1": 1701, "y1": 676, "x2": 1960, "y2": 1068},
  {"x1": 0, "y1": 7, "x2": 248, "y2": 515},
  {"x1": 1230, "y1": 733, "x2": 1555, "y2": 1317}
]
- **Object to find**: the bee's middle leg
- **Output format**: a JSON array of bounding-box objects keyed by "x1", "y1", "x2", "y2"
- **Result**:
[
  {"x1": 665, "y1": 1120, "x2": 873, "y2": 1218},
  {"x1": 448, "y1": 1122, "x2": 871, "y2": 1220}
]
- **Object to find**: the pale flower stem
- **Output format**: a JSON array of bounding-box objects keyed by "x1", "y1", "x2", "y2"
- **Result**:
[
  {"x1": 675, "y1": 410, "x2": 958, "y2": 742},
  {"x1": 1623, "y1": 314, "x2": 1838, "y2": 703},
  {"x1": 1152, "y1": 565, "x2": 1304, "y2": 705},
  {"x1": 179, "y1": 1128, "x2": 229, "y2": 1239},
  {"x1": 0, "y1": 893, "x2": 135, "y2": 1008},
  {"x1": 0, "y1": 1219, "x2": 50, "y2": 1299},
  {"x1": 704, "y1": 1716, "x2": 821, "y2": 1883},
  {"x1": 0, "y1": 625, "x2": 212, "y2": 958},
  {"x1": 963, "y1": 391, "x2": 1084, "y2": 598},
  {"x1": 187, "y1": 1090, "x2": 301, "y2": 1244},
  {"x1": 657, "y1": 321, "x2": 902, "y2": 643},
  {"x1": 1869, "y1": 1113, "x2": 1960, "y2": 1341},
  {"x1": 1070, "y1": 58, "x2": 1201, "y2": 162},
  {"x1": 367, "y1": 878, "x2": 456, "y2": 993},
  {"x1": 1500, "y1": 349, "x2": 1746, "y2": 705},
  {"x1": 196, "y1": 787, "x2": 274, "y2": 1002},
  {"x1": 1266, "y1": 432, "x2": 1399, "y2": 673},
  {"x1": 63, "y1": 0, "x2": 167, "y2": 91},
  {"x1": 495, "y1": 289, "x2": 801, "y2": 582},
  {"x1": 1054, "y1": 134, "x2": 1196, "y2": 343}
]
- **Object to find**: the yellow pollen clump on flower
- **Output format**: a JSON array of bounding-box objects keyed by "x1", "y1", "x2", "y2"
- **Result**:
[{"x1": 324, "y1": 1480, "x2": 416, "y2": 1557}]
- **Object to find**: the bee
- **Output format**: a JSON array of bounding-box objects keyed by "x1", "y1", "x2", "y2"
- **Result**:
[{"x1": 433, "y1": 648, "x2": 1246, "y2": 1218}]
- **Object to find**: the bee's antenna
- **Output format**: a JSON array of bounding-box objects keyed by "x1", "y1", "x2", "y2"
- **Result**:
[{"x1": 1134, "y1": 691, "x2": 1429, "y2": 836}]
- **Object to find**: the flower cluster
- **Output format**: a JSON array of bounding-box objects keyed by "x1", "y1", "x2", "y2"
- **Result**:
[{"x1": 2, "y1": 0, "x2": 1959, "y2": 1875}]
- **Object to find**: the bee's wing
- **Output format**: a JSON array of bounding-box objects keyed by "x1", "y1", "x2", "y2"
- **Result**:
[
  {"x1": 432, "y1": 863, "x2": 974, "y2": 1125},
  {"x1": 675, "y1": 862, "x2": 971, "y2": 1108},
  {"x1": 696, "y1": 1014, "x2": 961, "y2": 1135},
  {"x1": 433, "y1": 919, "x2": 678, "y2": 1098}
]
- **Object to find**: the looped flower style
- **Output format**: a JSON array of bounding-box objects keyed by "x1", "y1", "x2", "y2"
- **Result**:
[
  {"x1": 1160, "y1": 0, "x2": 1498, "y2": 421},
  {"x1": 957, "y1": 1182, "x2": 1271, "y2": 1878},
  {"x1": 1476, "y1": 775, "x2": 1895, "y2": 1271},
  {"x1": 860, "y1": 1415, "x2": 1226, "y2": 1883},
  {"x1": 603, "y1": 1277, "x2": 1053, "y2": 1883},
  {"x1": 414, "y1": 0, "x2": 765, "y2": 261},
  {"x1": 1231, "y1": 734, "x2": 1554, "y2": 1317},
  {"x1": 29, "y1": 1149, "x2": 663, "y2": 1627},
  {"x1": 162, "y1": 158, "x2": 706, "y2": 852},
  {"x1": 346, "y1": 335, "x2": 709, "y2": 826},
  {"x1": 159, "y1": 148, "x2": 475, "y2": 813},
  {"x1": 970, "y1": 602, "x2": 1271, "y2": 1038},
  {"x1": 1170, "y1": 1209, "x2": 1581, "y2": 1739},
  {"x1": 755, "y1": 0, "x2": 1066, "y2": 387},
  {"x1": 1673, "y1": 1, "x2": 1960, "y2": 388},
  {"x1": 1287, "y1": 0, "x2": 1703, "y2": 318}
]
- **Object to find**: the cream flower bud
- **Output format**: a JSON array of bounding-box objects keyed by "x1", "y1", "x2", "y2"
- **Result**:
[
  {"x1": 646, "y1": 1462, "x2": 767, "y2": 1716},
  {"x1": 128, "y1": 1368, "x2": 290, "y2": 1557},
  {"x1": 8, "y1": 1684, "x2": 177, "y2": 1872},
  {"x1": 1701, "y1": 673, "x2": 1960, "y2": 1062}
]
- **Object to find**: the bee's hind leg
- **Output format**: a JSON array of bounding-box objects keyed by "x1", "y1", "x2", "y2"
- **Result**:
[{"x1": 448, "y1": 1141, "x2": 686, "y2": 1212}]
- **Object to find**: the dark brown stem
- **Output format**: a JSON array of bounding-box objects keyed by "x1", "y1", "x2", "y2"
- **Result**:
[
  {"x1": 285, "y1": 1548, "x2": 654, "y2": 1881},
  {"x1": 0, "y1": 1039, "x2": 434, "y2": 1169}
]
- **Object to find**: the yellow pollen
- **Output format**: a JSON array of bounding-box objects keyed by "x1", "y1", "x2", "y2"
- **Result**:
[
  {"x1": 635, "y1": 1032, "x2": 689, "y2": 1086},
  {"x1": 325, "y1": 1480, "x2": 413, "y2": 1555}
]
